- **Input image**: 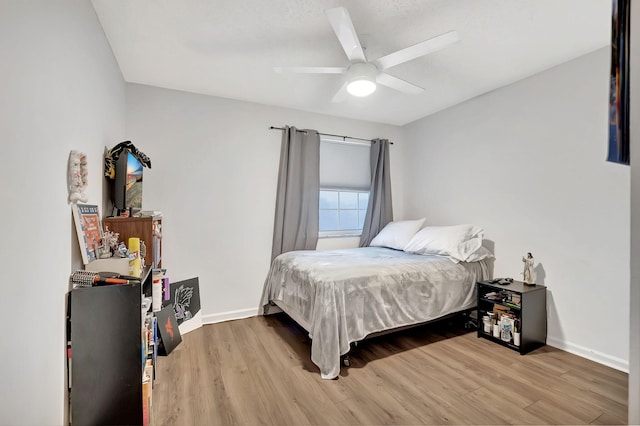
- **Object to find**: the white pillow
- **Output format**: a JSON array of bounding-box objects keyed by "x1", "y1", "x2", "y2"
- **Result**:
[
  {"x1": 464, "y1": 246, "x2": 494, "y2": 263},
  {"x1": 403, "y1": 224, "x2": 484, "y2": 262},
  {"x1": 369, "y1": 218, "x2": 426, "y2": 251}
]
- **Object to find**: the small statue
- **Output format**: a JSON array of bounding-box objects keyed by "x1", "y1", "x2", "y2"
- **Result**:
[
  {"x1": 522, "y1": 252, "x2": 535, "y2": 285},
  {"x1": 97, "y1": 244, "x2": 112, "y2": 259},
  {"x1": 115, "y1": 242, "x2": 130, "y2": 258},
  {"x1": 67, "y1": 150, "x2": 88, "y2": 203},
  {"x1": 140, "y1": 240, "x2": 147, "y2": 265},
  {"x1": 103, "y1": 226, "x2": 120, "y2": 255}
]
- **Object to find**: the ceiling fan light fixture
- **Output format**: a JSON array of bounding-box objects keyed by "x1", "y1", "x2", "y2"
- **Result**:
[
  {"x1": 347, "y1": 78, "x2": 376, "y2": 97},
  {"x1": 346, "y1": 62, "x2": 377, "y2": 97}
]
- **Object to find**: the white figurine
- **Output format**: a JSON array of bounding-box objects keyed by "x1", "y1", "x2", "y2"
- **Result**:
[
  {"x1": 67, "y1": 150, "x2": 88, "y2": 203},
  {"x1": 522, "y1": 252, "x2": 535, "y2": 284}
]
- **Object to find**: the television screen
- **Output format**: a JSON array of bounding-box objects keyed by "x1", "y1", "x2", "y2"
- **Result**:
[{"x1": 114, "y1": 151, "x2": 143, "y2": 213}]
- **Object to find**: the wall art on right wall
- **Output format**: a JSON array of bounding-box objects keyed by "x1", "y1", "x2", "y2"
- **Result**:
[{"x1": 608, "y1": 0, "x2": 631, "y2": 165}]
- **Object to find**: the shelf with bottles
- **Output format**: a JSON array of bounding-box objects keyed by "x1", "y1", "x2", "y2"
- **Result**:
[
  {"x1": 477, "y1": 309, "x2": 522, "y2": 350},
  {"x1": 476, "y1": 280, "x2": 547, "y2": 355}
]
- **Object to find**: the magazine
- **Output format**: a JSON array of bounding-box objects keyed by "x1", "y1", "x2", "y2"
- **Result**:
[{"x1": 72, "y1": 203, "x2": 104, "y2": 265}]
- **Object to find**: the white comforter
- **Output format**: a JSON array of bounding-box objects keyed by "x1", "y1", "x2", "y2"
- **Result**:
[{"x1": 261, "y1": 247, "x2": 489, "y2": 379}]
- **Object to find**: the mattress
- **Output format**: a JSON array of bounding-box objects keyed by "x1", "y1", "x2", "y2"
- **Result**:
[{"x1": 261, "y1": 246, "x2": 489, "y2": 379}]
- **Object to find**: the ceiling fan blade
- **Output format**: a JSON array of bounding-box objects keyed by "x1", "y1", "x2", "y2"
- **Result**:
[
  {"x1": 325, "y1": 7, "x2": 366, "y2": 62},
  {"x1": 273, "y1": 66, "x2": 347, "y2": 74},
  {"x1": 376, "y1": 73, "x2": 424, "y2": 94},
  {"x1": 374, "y1": 30, "x2": 459, "y2": 70},
  {"x1": 331, "y1": 82, "x2": 349, "y2": 103}
]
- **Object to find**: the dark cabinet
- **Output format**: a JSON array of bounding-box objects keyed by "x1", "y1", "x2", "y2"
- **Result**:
[
  {"x1": 67, "y1": 268, "x2": 155, "y2": 425},
  {"x1": 477, "y1": 280, "x2": 547, "y2": 354}
]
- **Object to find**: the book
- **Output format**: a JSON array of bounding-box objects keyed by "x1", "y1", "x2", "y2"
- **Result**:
[
  {"x1": 72, "y1": 203, "x2": 104, "y2": 265},
  {"x1": 142, "y1": 373, "x2": 151, "y2": 426},
  {"x1": 139, "y1": 210, "x2": 163, "y2": 219}
]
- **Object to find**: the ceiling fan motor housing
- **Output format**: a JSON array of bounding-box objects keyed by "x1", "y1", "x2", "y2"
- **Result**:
[{"x1": 347, "y1": 62, "x2": 378, "y2": 96}]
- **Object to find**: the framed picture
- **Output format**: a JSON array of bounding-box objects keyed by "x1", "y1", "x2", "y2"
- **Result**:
[
  {"x1": 162, "y1": 277, "x2": 202, "y2": 335},
  {"x1": 72, "y1": 203, "x2": 104, "y2": 265},
  {"x1": 608, "y1": 0, "x2": 630, "y2": 165}
]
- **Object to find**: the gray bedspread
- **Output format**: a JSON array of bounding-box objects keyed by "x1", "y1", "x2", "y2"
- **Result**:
[{"x1": 261, "y1": 247, "x2": 489, "y2": 379}]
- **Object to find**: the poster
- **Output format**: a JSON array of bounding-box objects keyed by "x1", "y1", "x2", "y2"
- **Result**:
[
  {"x1": 72, "y1": 203, "x2": 104, "y2": 265},
  {"x1": 608, "y1": 0, "x2": 630, "y2": 165},
  {"x1": 162, "y1": 277, "x2": 202, "y2": 335}
]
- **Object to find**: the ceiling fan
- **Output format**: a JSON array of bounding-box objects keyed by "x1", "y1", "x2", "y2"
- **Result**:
[{"x1": 274, "y1": 6, "x2": 459, "y2": 102}]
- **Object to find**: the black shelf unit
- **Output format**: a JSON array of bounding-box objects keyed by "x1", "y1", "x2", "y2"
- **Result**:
[
  {"x1": 67, "y1": 267, "x2": 153, "y2": 425},
  {"x1": 477, "y1": 280, "x2": 547, "y2": 354}
]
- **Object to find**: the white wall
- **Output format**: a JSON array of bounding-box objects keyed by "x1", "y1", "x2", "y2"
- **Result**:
[
  {"x1": 0, "y1": 2, "x2": 126, "y2": 425},
  {"x1": 125, "y1": 84, "x2": 404, "y2": 323},
  {"x1": 402, "y1": 48, "x2": 630, "y2": 371}
]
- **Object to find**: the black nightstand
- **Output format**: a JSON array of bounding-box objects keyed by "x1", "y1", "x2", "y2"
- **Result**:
[{"x1": 477, "y1": 280, "x2": 547, "y2": 354}]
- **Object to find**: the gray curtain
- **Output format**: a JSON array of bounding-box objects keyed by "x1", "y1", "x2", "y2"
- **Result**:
[
  {"x1": 271, "y1": 126, "x2": 320, "y2": 261},
  {"x1": 359, "y1": 138, "x2": 393, "y2": 247}
]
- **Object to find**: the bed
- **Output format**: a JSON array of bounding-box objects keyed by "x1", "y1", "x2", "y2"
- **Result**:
[{"x1": 260, "y1": 244, "x2": 491, "y2": 379}]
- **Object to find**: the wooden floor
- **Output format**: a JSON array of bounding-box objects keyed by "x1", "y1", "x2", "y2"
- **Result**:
[{"x1": 152, "y1": 314, "x2": 628, "y2": 425}]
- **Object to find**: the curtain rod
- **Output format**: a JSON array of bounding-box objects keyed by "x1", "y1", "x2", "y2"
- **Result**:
[{"x1": 269, "y1": 126, "x2": 393, "y2": 145}]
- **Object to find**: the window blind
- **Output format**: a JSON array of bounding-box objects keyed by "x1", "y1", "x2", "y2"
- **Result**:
[{"x1": 319, "y1": 138, "x2": 370, "y2": 190}]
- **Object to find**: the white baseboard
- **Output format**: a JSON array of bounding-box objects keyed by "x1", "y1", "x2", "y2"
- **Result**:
[
  {"x1": 547, "y1": 336, "x2": 629, "y2": 373},
  {"x1": 202, "y1": 307, "x2": 259, "y2": 325}
]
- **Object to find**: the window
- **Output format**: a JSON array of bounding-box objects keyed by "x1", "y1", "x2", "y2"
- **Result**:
[
  {"x1": 319, "y1": 136, "x2": 371, "y2": 237},
  {"x1": 319, "y1": 189, "x2": 369, "y2": 236}
]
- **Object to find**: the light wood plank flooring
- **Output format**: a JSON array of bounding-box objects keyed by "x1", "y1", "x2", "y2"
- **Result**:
[{"x1": 152, "y1": 314, "x2": 627, "y2": 425}]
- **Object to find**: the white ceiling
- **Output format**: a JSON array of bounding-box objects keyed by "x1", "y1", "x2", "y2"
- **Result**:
[{"x1": 92, "y1": 0, "x2": 611, "y2": 126}]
